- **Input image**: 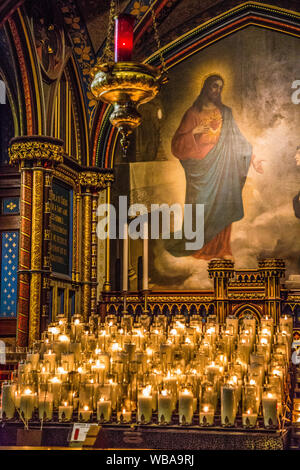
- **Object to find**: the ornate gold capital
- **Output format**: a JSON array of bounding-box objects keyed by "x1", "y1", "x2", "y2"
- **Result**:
[
  {"x1": 258, "y1": 258, "x2": 285, "y2": 278},
  {"x1": 9, "y1": 136, "x2": 64, "y2": 167},
  {"x1": 208, "y1": 259, "x2": 235, "y2": 278},
  {"x1": 79, "y1": 170, "x2": 114, "y2": 191}
]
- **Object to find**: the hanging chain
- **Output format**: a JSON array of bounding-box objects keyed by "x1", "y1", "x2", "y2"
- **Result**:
[
  {"x1": 101, "y1": 0, "x2": 117, "y2": 63},
  {"x1": 149, "y1": 1, "x2": 168, "y2": 79}
]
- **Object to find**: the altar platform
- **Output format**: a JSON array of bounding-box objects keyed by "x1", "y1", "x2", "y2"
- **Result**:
[{"x1": 0, "y1": 417, "x2": 289, "y2": 450}]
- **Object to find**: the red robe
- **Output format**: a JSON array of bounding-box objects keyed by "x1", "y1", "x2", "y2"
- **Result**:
[{"x1": 171, "y1": 106, "x2": 233, "y2": 259}]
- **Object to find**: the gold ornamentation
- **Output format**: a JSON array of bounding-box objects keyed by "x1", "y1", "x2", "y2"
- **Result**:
[
  {"x1": 81, "y1": 194, "x2": 92, "y2": 321},
  {"x1": 90, "y1": 61, "x2": 162, "y2": 156},
  {"x1": 43, "y1": 256, "x2": 51, "y2": 268},
  {"x1": 107, "y1": 295, "x2": 215, "y2": 303},
  {"x1": 79, "y1": 171, "x2": 114, "y2": 191},
  {"x1": 229, "y1": 282, "x2": 264, "y2": 287},
  {"x1": 28, "y1": 169, "x2": 44, "y2": 345},
  {"x1": 29, "y1": 273, "x2": 41, "y2": 345},
  {"x1": 45, "y1": 202, "x2": 51, "y2": 213},
  {"x1": 43, "y1": 278, "x2": 50, "y2": 289},
  {"x1": 287, "y1": 295, "x2": 300, "y2": 301},
  {"x1": 208, "y1": 259, "x2": 235, "y2": 278},
  {"x1": 258, "y1": 258, "x2": 285, "y2": 277},
  {"x1": 148, "y1": 295, "x2": 214, "y2": 303},
  {"x1": 228, "y1": 292, "x2": 265, "y2": 300},
  {"x1": 9, "y1": 140, "x2": 64, "y2": 166},
  {"x1": 6, "y1": 202, "x2": 17, "y2": 211}
]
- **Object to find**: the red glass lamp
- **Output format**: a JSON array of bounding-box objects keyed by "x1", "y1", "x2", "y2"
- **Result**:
[{"x1": 114, "y1": 14, "x2": 135, "y2": 62}]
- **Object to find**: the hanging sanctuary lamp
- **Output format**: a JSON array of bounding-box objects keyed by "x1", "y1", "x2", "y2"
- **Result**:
[{"x1": 90, "y1": 0, "x2": 168, "y2": 157}]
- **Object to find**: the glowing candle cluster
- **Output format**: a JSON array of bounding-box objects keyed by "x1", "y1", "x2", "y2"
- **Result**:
[{"x1": 0, "y1": 313, "x2": 291, "y2": 429}]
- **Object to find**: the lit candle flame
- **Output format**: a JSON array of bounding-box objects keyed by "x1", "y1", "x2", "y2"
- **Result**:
[
  {"x1": 142, "y1": 387, "x2": 151, "y2": 397},
  {"x1": 50, "y1": 376, "x2": 61, "y2": 384},
  {"x1": 58, "y1": 334, "x2": 70, "y2": 343}
]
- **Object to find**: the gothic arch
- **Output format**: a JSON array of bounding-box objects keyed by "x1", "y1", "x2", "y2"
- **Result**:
[{"x1": 232, "y1": 305, "x2": 261, "y2": 322}]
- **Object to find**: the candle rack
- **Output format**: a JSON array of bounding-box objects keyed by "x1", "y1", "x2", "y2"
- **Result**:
[{"x1": 0, "y1": 313, "x2": 295, "y2": 450}]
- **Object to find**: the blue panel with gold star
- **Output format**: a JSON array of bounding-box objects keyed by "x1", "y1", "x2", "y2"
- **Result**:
[
  {"x1": 2, "y1": 198, "x2": 20, "y2": 215},
  {"x1": 0, "y1": 231, "x2": 19, "y2": 318}
]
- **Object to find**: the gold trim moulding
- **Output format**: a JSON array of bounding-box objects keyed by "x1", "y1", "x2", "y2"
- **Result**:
[
  {"x1": 9, "y1": 137, "x2": 64, "y2": 166},
  {"x1": 79, "y1": 171, "x2": 114, "y2": 191}
]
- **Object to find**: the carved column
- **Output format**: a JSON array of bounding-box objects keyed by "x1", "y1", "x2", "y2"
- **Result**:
[
  {"x1": 79, "y1": 169, "x2": 114, "y2": 321},
  {"x1": 103, "y1": 182, "x2": 112, "y2": 293},
  {"x1": 258, "y1": 258, "x2": 285, "y2": 324},
  {"x1": 91, "y1": 193, "x2": 98, "y2": 315},
  {"x1": 208, "y1": 259, "x2": 235, "y2": 323},
  {"x1": 9, "y1": 136, "x2": 64, "y2": 346},
  {"x1": 16, "y1": 163, "x2": 32, "y2": 347},
  {"x1": 40, "y1": 169, "x2": 53, "y2": 333}
]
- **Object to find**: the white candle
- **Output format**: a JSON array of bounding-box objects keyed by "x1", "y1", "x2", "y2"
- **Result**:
[
  {"x1": 26, "y1": 353, "x2": 40, "y2": 371},
  {"x1": 58, "y1": 334, "x2": 70, "y2": 355},
  {"x1": 221, "y1": 384, "x2": 236, "y2": 426},
  {"x1": 14, "y1": 391, "x2": 21, "y2": 409},
  {"x1": 79, "y1": 382, "x2": 94, "y2": 410},
  {"x1": 117, "y1": 408, "x2": 132, "y2": 423},
  {"x1": 91, "y1": 361, "x2": 106, "y2": 384},
  {"x1": 280, "y1": 315, "x2": 293, "y2": 335},
  {"x1": 206, "y1": 363, "x2": 220, "y2": 384},
  {"x1": 163, "y1": 374, "x2": 177, "y2": 409},
  {"x1": 123, "y1": 342, "x2": 136, "y2": 362},
  {"x1": 138, "y1": 387, "x2": 153, "y2": 423},
  {"x1": 38, "y1": 393, "x2": 53, "y2": 421},
  {"x1": 79, "y1": 405, "x2": 92, "y2": 422},
  {"x1": 48, "y1": 377, "x2": 62, "y2": 406},
  {"x1": 262, "y1": 393, "x2": 278, "y2": 428},
  {"x1": 59, "y1": 402, "x2": 73, "y2": 421},
  {"x1": 158, "y1": 390, "x2": 173, "y2": 424},
  {"x1": 61, "y1": 353, "x2": 75, "y2": 372},
  {"x1": 71, "y1": 318, "x2": 83, "y2": 341},
  {"x1": 108, "y1": 380, "x2": 119, "y2": 410},
  {"x1": 44, "y1": 351, "x2": 56, "y2": 372},
  {"x1": 20, "y1": 388, "x2": 35, "y2": 420},
  {"x1": 97, "y1": 398, "x2": 112, "y2": 422},
  {"x1": 199, "y1": 404, "x2": 214, "y2": 426},
  {"x1": 242, "y1": 409, "x2": 257, "y2": 427},
  {"x1": 1, "y1": 383, "x2": 16, "y2": 419},
  {"x1": 160, "y1": 343, "x2": 173, "y2": 368},
  {"x1": 178, "y1": 389, "x2": 194, "y2": 425},
  {"x1": 226, "y1": 317, "x2": 239, "y2": 337}
]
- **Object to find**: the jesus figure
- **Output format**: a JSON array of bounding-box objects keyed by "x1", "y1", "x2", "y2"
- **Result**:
[{"x1": 167, "y1": 74, "x2": 263, "y2": 260}]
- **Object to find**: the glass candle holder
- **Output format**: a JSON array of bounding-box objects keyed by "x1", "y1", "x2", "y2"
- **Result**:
[
  {"x1": 200, "y1": 381, "x2": 217, "y2": 412},
  {"x1": 262, "y1": 386, "x2": 278, "y2": 428},
  {"x1": 58, "y1": 400, "x2": 73, "y2": 421},
  {"x1": 38, "y1": 392, "x2": 54, "y2": 421},
  {"x1": 199, "y1": 403, "x2": 214, "y2": 426},
  {"x1": 1, "y1": 382, "x2": 16, "y2": 419},
  {"x1": 158, "y1": 390, "x2": 173, "y2": 424},
  {"x1": 179, "y1": 387, "x2": 194, "y2": 425},
  {"x1": 242, "y1": 384, "x2": 258, "y2": 428},
  {"x1": 97, "y1": 397, "x2": 112, "y2": 422},
  {"x1": 221, "y1": 383, "x2": 237, "y2": 427},
  {"x1": 137, "y1": 386, "x2": 153, "y2": 423}
]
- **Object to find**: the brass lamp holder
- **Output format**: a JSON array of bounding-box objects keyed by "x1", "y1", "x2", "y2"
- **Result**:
[{"x1": 90, "y1": 61, "x2": 165, "y2": 156}]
